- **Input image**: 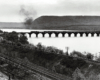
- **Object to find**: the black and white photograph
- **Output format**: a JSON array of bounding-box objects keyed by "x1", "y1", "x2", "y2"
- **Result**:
[{"x1": 1, "y1": 0, "x2": 100, "y2": 80}]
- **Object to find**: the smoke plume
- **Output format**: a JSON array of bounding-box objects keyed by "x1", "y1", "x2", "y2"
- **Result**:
[{"x1": 20, "y1": 5, "x2": 37, "y2": 29}]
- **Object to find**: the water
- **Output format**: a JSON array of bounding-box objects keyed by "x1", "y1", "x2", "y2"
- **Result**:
[{"x1": 1, "y1": 29, "x2": 100, "y2": 56}]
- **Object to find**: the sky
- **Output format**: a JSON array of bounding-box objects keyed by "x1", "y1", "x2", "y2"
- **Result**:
[
  {"x1": 0, "y1": 0, "x2": 100, "y2": 22},
  {"x1": 1, "y1": 0, "x2": 100, "y2": 57}
]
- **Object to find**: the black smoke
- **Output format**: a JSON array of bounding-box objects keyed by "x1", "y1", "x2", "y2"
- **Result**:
[{"x1": 20, "y1": 5, "x2": 37, "y2": 29}]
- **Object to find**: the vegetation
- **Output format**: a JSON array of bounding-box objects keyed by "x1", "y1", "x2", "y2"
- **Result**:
[
  {"x1": 86, "y1": 53, "x2": 94, "y2": 60},
  {"x1": 0, "y1": 30, "x2": 100, "y2": 80}
]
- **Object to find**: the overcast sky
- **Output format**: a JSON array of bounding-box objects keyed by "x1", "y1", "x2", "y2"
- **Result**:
[{"x1": 0, "y1": 0, "x2": 100, "y2": 22}]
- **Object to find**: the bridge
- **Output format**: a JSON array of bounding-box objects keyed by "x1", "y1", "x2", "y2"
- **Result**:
[
  {"x1": 0, "y1": 53, "x2": 72, "y2": 80},
  {"x1": 18, "y1": 30, "x2": 100, "y2": 37}
]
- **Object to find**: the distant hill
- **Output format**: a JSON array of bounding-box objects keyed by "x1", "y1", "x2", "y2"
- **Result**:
[
  {"x1": 1, "y1": 16, "x2": 100, "y2": 30},
  {"x1": 0, "y1": 22, "x2": 25, "y2": 29},
  {"x1": 31, "y1": 16, "x2": 100, "y2": 30}
]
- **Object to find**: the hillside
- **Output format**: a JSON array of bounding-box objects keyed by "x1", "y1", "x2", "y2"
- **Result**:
[
  {"x1": 0, "y1": 31, "x2": 100, "y2": 79},
  {"x1": 31, "y1": 16, "x2": 100, "y2": 30},
  {"x1": 0, "y1": 22, "x2": 25, "y2": 29},
  {"x1": 1, "y1": 16, "x2": 100, "y2": 30}
]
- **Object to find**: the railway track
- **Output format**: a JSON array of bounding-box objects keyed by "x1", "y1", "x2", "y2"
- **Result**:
[{"x1": 0, "y1": 53, "x2": 72, "y2": 80}]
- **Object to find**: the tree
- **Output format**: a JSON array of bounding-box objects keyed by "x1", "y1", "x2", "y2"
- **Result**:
[
  {"x1": 10, "y1": 51, "x2": 18, "y2": 58},
  {"x1": 19, "y1": 35, "x2": 28, "y2": 44},
  {"x1": 86, "y1": 53, "x2": 93, "y2": 60},
  {"x1": 6, "y1": 31, "x2": 18, "y2": 42},
  {"x1": 36, "y1": 43, "x2": 42, "y2": 50},
  {"x1": 70, "y1": 51, "x2": 86, "y2": 58},
  {"x1": 96, "y1": 57, "x2": 100, "y2": 62},
  {"x1": 58, "y1": 50, "x2": 63, "y2": 55}
]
